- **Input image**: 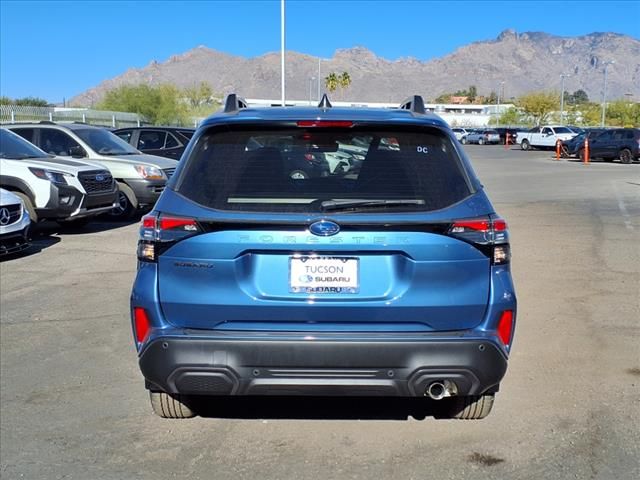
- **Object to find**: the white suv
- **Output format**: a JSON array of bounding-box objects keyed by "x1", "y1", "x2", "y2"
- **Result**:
[
  {"x1": 0, "y1": 188, "x2": 31, "y2": 255},
  {"x1": 0, "y1": 128, "x2": 117, "y2": 225},
  {"x1": 6, "y1": 123, "x2": 179, "y2": 218}
]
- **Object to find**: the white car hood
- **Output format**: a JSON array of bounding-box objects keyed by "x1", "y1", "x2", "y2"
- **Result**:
[
  {"x1": 0, "y1": 188, "x2": 24, "y2": 206},
  {"x1": 93, "y1": 153, "x2": 178, "y2": 169},
  {"x1": 7, "y1": 156, "x2": 110, "y2": 175}
]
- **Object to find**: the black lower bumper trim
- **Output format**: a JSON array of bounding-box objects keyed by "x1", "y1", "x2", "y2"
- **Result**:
[{"x1": 139, "y1": 337, "x2": 508, "y2": 397}]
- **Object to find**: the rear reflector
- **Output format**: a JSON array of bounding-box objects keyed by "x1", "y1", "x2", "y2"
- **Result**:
[
  {"x1": 297, "y1": 120, "x2": 353, "y2": 128},
  {"x1": 497, "y1": 310, "x2": 514, "y2": 347},
  {"x1": 134, "y1": 307, "x2": 151, "y2": 343}
]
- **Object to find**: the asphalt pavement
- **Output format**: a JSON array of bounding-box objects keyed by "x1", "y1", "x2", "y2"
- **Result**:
[{"x1": 1, "y1": 146, "x2": 639, "y2": 480}]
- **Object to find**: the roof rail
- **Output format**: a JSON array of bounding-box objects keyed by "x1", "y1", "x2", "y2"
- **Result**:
[
  {"x1": 399, "y1": 95, "x2": 426, "y2": 114},
  {"x1": 318, "y1": 94, "x2": 332, "y2": 109},
  {"x1": 223, "y1": 94, "x2": 248, "y2": 113}
]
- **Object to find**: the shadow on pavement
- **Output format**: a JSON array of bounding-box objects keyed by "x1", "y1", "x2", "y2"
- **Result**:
[{"x1": 189, "y1": 395, "x2": 452, "y2": 421}]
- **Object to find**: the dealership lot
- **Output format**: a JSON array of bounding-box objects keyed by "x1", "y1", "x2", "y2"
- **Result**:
[{"x1": 1, "y1": 146, "x2": 638, "y2": 479}]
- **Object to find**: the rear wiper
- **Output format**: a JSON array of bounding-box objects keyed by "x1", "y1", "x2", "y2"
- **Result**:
[{"x1": 321, "y1": 199, "x2": 425, "y2": 212}]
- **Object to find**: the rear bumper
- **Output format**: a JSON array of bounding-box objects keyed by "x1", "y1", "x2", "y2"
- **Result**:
[{"x1": 139, "y1": 334, "x2": 508, "y2": 397}]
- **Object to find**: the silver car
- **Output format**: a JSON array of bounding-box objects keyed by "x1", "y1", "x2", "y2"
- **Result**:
[{"x1": 461, "y1": 129, "x2": 501, "y2": 145}]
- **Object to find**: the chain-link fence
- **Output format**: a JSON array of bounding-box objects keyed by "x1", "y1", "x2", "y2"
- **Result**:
[{"x1": 0, "y1": 105, "x2": 144, "y2": 128}]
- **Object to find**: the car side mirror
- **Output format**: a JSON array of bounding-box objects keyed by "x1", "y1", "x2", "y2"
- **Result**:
[{"x1": 69, "y1": 146, "x2": 87, "y2": 158}]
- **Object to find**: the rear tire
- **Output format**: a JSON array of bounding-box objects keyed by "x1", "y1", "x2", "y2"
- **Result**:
[
  {"x1": 478, "y1": 138, "x2": 485, "y2": 145},
  {"x1": 445, "y1": 394, "x2": 495, "y2": 420},
  {"x1": 461, "y1": 137, "x2": 467, "y2": 145},
  {"x1": 620, "y1": 148, "x2": 633, "y2": 164},
  {"x1": 521, "y1": 139, "x2": 530, "y2": 151},
  {"x1": 149, "y1": 392, "x2": 195, "y2": 419},
  {"x1": 13, "y1": 192, "x2": 37, "y2": 223}
]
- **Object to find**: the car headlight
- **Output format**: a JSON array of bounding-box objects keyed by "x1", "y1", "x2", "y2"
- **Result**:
[
  {"x1": 135, "y1": 165, "x2": 166, "y2": 180},
  {"x1": 29, "y1": 167, "x2": 72, "y2": 185}
]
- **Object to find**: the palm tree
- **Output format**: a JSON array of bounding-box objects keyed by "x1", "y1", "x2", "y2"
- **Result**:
[
  {"x1": 339, "y1": 72, "x2": 352, "y2": 96},
  {"x1": 324, "y1": 73, "x2": 339, "y2": 96}
]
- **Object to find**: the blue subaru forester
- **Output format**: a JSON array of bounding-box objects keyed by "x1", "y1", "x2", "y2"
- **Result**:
[{"x1": 131, "y1": 95, "x2": 517, "y2": 419}]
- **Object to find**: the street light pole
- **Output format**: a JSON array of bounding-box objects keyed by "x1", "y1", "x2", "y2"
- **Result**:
[
  {"x1": 317, "y1": 58, "x2": 321, "y2": 102},
  {"x1": 559, "y1": 74, "x2": 570, "y2": 125},
  {"x1": 280, "y1": 0, "x2": 286, "y2": 107},
  {"x1": 601, "y1": 61, "x2": 614, "y2": 127},
  {"x1": 308, "y1": 77, "x2": 315, "y2": 105}
]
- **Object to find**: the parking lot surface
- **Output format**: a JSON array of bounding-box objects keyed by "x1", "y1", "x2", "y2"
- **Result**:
[{"x1": 1, "y1": 146, "x2": 638, "y2": 480}]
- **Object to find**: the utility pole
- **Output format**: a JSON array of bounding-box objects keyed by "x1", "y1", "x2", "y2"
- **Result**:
[
  {"x1": 601, "y1": 61, "x2": 614, "y2": 127},
  {"x1": 559, "y1": 74, "x2": 571, "y2": 124},
  {"x1": 280, "y1": 0, "x2": 285, "y2": 107}
]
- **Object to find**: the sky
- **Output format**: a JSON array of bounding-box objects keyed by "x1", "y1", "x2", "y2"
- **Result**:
[{"x1": 1, "y1": 0, "x2": 639, "y2": 103}]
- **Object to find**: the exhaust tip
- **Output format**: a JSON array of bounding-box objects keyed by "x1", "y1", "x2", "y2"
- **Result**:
[
  {"x1": 427, "y1": 382, "x2": 446, "y2": 400},
  {"x1": 426, "y1": 380, "x2": 458, "y2": 400}
]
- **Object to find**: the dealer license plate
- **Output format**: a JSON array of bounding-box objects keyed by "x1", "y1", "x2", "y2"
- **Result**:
[{"x1": 289, "y1": 256, "x2": 359, "y2": 294}]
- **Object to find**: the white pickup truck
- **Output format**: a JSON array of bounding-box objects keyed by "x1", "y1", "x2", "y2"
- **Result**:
[{"x1": 516, "y1": 126, "x2": 577, "y2": 150}]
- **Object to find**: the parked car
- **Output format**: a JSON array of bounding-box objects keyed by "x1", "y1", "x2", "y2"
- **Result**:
[
  {"x1": 0, "y1": 188, "x2": 31, "y2": 256},
  {"x1": 493, "y1": 127, "x2": 524, "y2": 145},
  {"x1": 0, "y1": 128, "x2": 118, "y2": 227},
  {"x1": 577, "y1": 128, "x2": 640, "y2": 163},
  {"x1": 113, "y1": 127, "x2": 195, "y2": 160},
  {"x1": 560, "y1": 129, "x2": 607, "y2": 157},
  {"x1": 461, "y1": 129, "x2": 500, "y2": 145},
  {"x1": 6, "y1": 122, "x2": 179, "y2": 218},
  {"x1": 246, "y1": 135, "x2": 331, "y2": 179},
  {"x1": 451, "y1": 128, "x2": 469, "y2": 141},
  {"x1": 516, "y1": 125, "x2": 577, "y2": 150},
  {"x1": 130, "y1": 94, "x2": 517, "y2": 420}
]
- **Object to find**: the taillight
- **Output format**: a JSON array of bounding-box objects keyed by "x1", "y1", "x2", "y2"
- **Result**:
[
  {"x1": 138, "y1": 212, "x2": 201, "y2": 262},
  {"x1": 133, "y1": 307, "x2": 151, "y2": 343},
  {"x1": 297, "y1": 120, "x2": 353, "y2": 128},
  {"x1": 497, "y1": 310, "x2": 514, "y2": 347},
  {"x1": 448, "y1": 217, "x2": 510, "y2": 264}
]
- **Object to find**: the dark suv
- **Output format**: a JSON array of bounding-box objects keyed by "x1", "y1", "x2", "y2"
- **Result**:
[
  {"x1": 579, "y1": 128, "x2": 640, "y2": 163},
  {"x1": 130, "y1": 95, "x2": 517, "y2": 420},
  {"x1": 113, "y1": 127, "x2": 195, "y2": 160}
]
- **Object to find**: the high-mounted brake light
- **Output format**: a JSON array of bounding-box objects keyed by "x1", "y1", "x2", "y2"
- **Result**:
[{"x1": 297, "y1": 120, "x2": 353, "y2": 128}]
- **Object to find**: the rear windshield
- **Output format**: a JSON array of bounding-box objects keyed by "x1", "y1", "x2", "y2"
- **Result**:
[{"x1": 176, "y1": 127, "x2": 472, "y2": 213}]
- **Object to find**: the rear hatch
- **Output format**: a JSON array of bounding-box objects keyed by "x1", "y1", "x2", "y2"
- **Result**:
[{"x1": 149, "y1": 124, "x2": 497, "y2": 332}]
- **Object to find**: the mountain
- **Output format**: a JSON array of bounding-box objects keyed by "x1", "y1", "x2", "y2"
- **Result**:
[{"x1": 70, "y1": 30, "x2": 640, "y2": 106}]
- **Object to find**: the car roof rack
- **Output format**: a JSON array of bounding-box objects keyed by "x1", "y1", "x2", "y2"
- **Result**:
[
  {"x1": 38, "y1": 120, "x2": 56, "y2": 124},
  {"x1": 318, "y1": 94, "x2": 332, "y2": 109},
  {"x1": 223, "y1": 94, "x2": 248, "y2": 113},
  {"x1": 399, "y1": 95, "x2": 426, "y2": 114}
]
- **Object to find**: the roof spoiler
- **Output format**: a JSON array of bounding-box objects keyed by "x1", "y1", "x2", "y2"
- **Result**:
[
  {"x1": 399, "y1": 95, "x2": 426, "y2": 114},
  {"x1": 223, "y1": 94, "x2": 248, "y2": 113}
]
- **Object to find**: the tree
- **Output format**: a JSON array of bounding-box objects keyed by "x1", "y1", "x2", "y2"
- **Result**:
[
  {"x1": 605, "y1": 100, "x2": 640, "y2": 127},
  {"x1": 467, "y1": 85, "x2": 477, "y2": 103},
  {"x1": 339, "y1": 72, "x2": 352, "y2": 99},
  {"x1": 2, "y1": 96, "x2": 51, "y2": 107},
  {"x1": 434, "y1": 93, "x2": 451, "y2": 103},
  {"x1": 517, "y1": 91, "x2": 559, "y2": 125},
  {"x1": 497, "y1": 107, "x2": 525, "y2": 126},
  {"x1": 98, "y1": 84, "x2": 188, "y2": 125},
  {"x1": 486, "y1": 91, "x2": 498, "y2": 105},
  {"x1": 184, "y1": 82, "x2": 214, "y2": 109},
  {"x1": 570, "y1": 89, "x2": 589, "y2": 104},
  {"x1": 324, "y1": 73, "x2": 339, "y2": 95}
]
